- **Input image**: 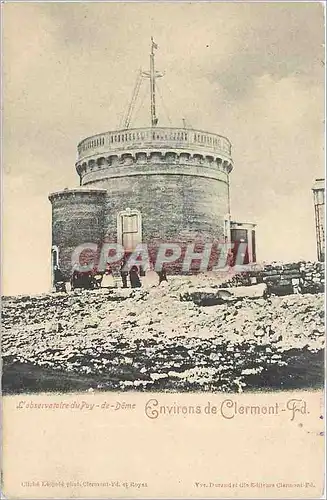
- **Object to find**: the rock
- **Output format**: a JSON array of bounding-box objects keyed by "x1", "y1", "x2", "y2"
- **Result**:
[
  {"x1": 84, "y1": 319, "x2": 98, "y2": 329},
  {"x1": 254, "y1": 329, "x2": 265, "y2": 337},
  {"x1": 1, "y1": 271, "x2": 324, "y2": 393}
]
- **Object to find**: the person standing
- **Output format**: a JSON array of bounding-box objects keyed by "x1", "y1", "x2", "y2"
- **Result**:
[
  {"x1": 54, "y1": 266, "x2": 67, "y2": 293},
  {"x1": 158, "y1": 268, "x2": 168, "y2": 285},
  {"x1": 129, "y1": 266, "x2": 142, "y2": 288},
  {"x1": 120, "y1": 258, "x2": 128, "y2": 288}
]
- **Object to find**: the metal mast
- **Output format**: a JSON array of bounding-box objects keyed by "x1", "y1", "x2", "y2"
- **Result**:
[
  {"x1": 123, "y1": 70, "x2": 143, "y2": 129},
  {"x1": 150, "y1": 37, "x2": 158, "y2": 127},
  {"x1": 122, "y1": 38, "x2": 163, "y2": 129}
]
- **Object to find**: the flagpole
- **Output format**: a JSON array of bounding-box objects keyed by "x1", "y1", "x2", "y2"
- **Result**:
[{"x1": 150, "y1": 37, "x2": 157, "y2": 127}]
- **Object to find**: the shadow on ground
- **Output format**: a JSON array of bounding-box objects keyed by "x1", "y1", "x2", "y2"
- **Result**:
[{"x1": 2, "y1": 347, "x2": 324, "y2": 395}]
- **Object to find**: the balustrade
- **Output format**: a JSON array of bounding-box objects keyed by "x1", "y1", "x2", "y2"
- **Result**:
[{"x1": 77, "y1": 127, "x2": 232, "y2": 161}]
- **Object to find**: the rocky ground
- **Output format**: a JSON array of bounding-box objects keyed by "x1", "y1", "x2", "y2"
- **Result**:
[{"x1": 2, "y1": 274, "x2": 325, "y2": 394}]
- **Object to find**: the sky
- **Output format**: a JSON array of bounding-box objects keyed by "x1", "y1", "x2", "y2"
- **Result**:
[{"x1": 2, "y1": 1, "x2": 325, "y2": 296}]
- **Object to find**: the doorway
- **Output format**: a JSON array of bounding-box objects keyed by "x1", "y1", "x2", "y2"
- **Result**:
[{"x1": 117, "y1": 208, "x2": 142, "y2": 253}]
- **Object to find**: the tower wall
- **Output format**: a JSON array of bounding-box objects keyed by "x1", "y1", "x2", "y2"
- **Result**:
[
  {"x1": 48, "y1": 189, "x2": 106, "y2": 278},
  {"x1": 49, "y1": 127, "x2": 234, "y2": 278},
  {"x1": 84, "y1": 157, "x2": 230, "y2": 246}
]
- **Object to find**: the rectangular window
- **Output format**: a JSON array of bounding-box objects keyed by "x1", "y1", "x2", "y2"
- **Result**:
[
  {"x1": 119, "y1": 212, "x2": 142, "y2": 251},
  {"x1": 122, "y1": 214, "x2": 138, "y2": 233}
]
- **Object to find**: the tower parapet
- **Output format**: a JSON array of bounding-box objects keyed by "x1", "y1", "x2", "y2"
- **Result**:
[{"x1": 76, "y1": 126, "x2": 233, "y2": 185}]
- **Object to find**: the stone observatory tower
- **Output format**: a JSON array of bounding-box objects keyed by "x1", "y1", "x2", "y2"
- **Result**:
[{"x1": 49, "y1": 39, "x2": 236, "y2": 282}]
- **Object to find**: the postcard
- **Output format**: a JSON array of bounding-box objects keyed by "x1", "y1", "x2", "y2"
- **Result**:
[{"x1": 1, "y1": 1, "x2": 325, "y2": 498}]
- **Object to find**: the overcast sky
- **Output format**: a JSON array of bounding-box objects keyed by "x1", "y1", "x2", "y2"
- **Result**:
[{"x1": 3, "y1": 2, "x2": 325, "y2": 295}]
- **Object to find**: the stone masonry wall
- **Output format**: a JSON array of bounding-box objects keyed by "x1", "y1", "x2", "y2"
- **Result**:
[
  {"x1": 49, "y1": 190, "x2": 107, "y2": 278},
  {"x1": 49, "y1": 169, "x2": 229, "y2": 278},
  {"x1": 98, "y1": 173, "x2": 229, "y2": 244},
  {"x1": 220, "y1": 261, "x2": 325, "y2": 295}
]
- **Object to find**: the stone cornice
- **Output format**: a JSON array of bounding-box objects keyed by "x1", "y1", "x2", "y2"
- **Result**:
[
  {"x1": 48, "y1": 188, "x2": 107, "y2": 203},
  {"x1": 76, "y1": 151, "x2": 233, "y2": 185}
]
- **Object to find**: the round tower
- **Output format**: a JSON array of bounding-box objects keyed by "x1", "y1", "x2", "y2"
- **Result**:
[
  {"x1": 49, "y1": 189, "x2": 107, "y2": 278},
  {"x1": 49, "y1": 39, "x2": 234, "y2": 281},
  {"x1": 75, "y1": 127, "x2": 233, "y2": 247}
]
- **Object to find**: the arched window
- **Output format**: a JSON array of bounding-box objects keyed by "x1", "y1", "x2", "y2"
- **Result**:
[
  {"x1": 51, "y1": 245, "x2": 59, "y2": 285},
  {"x1": 51, "y1": 245, "x2": 59, "y2": 268}
]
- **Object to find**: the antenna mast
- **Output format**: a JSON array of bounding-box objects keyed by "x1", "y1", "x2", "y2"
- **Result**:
[
  {"x1": 123, "y1": 70, "x2": 143, "y2": 129},
  {"x1": 122, "y1": 38, "x2": 163, "y2": 128},
  {"x1": 150, "y1": 37, "x2": 158, "y2": 127}
]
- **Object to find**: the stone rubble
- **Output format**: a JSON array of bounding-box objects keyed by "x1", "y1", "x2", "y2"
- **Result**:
[
  {"x1": 1, "y1": 274, "x2": 325, "y2": 393},
  {"x1": 220, "y1": 261, "x2": 325, "y2": 295}
]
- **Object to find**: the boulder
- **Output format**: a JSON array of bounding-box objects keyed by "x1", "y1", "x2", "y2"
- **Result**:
[{"x1": 180, "y1": 283, "x2": 267, "y2": 306}]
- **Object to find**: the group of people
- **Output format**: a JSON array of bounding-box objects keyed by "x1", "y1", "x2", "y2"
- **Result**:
[
  {"x1": 119, "y1": 263, "x2": 141, "y2": 289},
  {"x1": 53, "y1": 261, "x2": 168, "y2": 292}
]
